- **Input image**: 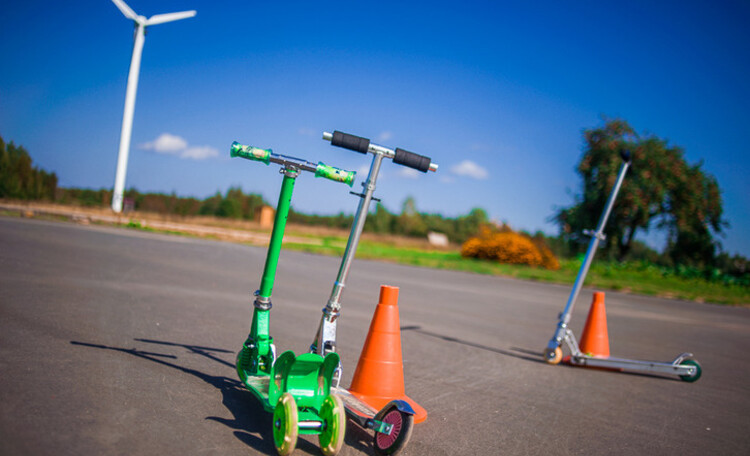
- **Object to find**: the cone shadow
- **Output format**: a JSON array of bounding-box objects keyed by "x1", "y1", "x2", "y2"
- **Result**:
[{"x1": 400, "y1": 325, "x2": 546, "y2": 364}]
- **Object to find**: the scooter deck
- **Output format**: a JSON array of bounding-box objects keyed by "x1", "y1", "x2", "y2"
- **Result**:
[
  {"x1": 332, "y1": 387, "x2": 412, "y2": 436},
  {"x1": 570, "y1": 354, "x2": 696, "y2": 376},
  {"x1": 332, "y1": 386, "x2": 378, "y2": 421},
  {"x1": 241, "y1": 374, "x2": 273, "y2": 412}
]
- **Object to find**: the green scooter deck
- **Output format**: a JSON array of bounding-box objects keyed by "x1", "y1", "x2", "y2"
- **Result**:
[
  {"x1": 241, "y1": 374, "x2": 273, "y2": 412},
  {"x1": 242, "y1": 371, "x2": 382, "y2": 419}
]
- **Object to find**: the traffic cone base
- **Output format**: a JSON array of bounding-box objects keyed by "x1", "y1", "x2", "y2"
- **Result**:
[
  {"x1": 348, "y1": 285, "x2": 427, "y2": 423},
  {"x1": 578, "y1": 291, "x2": 610, "y2": 357}
]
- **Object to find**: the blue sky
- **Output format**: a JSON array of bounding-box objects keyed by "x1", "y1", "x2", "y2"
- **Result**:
[{"x1": 1, "y1": 1, "x2": 748, "y2": 256}]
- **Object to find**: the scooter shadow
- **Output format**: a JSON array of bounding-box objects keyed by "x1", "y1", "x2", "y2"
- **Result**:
[
  {"x1": 69, "y1": 339, "x2": 323, "y2": 455},
  {"x1": 400, "y1": 325, "x2": 547, "y2": 364}
]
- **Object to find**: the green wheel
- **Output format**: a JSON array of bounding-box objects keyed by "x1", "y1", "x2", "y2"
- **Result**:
[
  {"x1": 679, "y1": 359, "x2": 702, "y2": 383},
  {"x1": 373, "y1": 405, "x2": 414, "y2": 456},
  {"x1": 273, "y1": 392, "x2": 298, "y2": 456},
  {"x1": 544, "y1": 346, "x2": 563, "y2": 365},
  {"x1": 318, "y1": 394, "x2": 346, "y2": 456}
]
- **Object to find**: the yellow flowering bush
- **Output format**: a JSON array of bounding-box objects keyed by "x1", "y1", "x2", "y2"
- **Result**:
[{"x1": 461, "y1": 227, "x2": 560, "y2": 270}]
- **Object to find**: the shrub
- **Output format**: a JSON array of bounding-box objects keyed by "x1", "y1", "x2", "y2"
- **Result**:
[
  {"x1": 531, "y1": 238, "x2": 561, "y2": 270},
  {"x1": 461, "y1": 226, "x2": 560, "y2": 269}
]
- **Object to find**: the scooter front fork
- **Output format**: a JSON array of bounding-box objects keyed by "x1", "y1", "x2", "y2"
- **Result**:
[
  {"x1": 237, "y1": 299, "x2": 277, "y2": 377},
  {"x1": 310, "y1": 303, "x2": 342, "y2": 385},
  {"x1": 544, "y1": 326, "x2": 581, "y2": 363},
  {"x1": 237, "y1": 337, "x2": 276, "y2": 376}
]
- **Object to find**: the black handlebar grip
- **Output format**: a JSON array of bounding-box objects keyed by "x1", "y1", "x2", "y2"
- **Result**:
[
  {"x1": 331, "y1": 131, "x2": 370, "y2": 154},
  {"x1": 620, "y1": 149, "x2": 632, "y2": 163},
  {"x1": 394, "y1": 148, "x2": 432, "y2": 173}
]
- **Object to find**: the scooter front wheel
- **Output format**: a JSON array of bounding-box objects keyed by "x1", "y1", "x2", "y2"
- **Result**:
[
  {"x1": 544, "y1": 346, "x2": 563, "y2": 365},
  {"x1": 273, "y1": 393, "x2": 299, "y2": 456},
  {"x1": 319, "y1": 394, "x2": 346, "y2": 456},
  {"x1": 373, "y1": 405, "x2": 414, "y2": 456}
]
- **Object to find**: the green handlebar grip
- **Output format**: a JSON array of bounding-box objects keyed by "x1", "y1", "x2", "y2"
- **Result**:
[
  {"x1": 230, "y1": 141, "x2": 271, "y2": 165},
  {"x1": 315, "y1": 162, "x2": 356, "y2": 187}
]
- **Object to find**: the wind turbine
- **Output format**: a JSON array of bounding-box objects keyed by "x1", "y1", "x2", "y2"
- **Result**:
[{"x1": 110, "y1": 0, "x2": 196, "y2": 213}]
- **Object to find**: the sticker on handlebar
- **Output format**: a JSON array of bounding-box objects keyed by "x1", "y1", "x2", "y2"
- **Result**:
[
  {"x1": 315, "y1": 162, "x2": 356, "y2": 187},
  {"x1": 230, "y1": 142, "x2": 271, "y2": 165}
]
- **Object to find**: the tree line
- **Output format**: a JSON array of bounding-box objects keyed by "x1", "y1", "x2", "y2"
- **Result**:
[
  {"x1": 0, "y1": 133, "x2": 487, "y2": 243},
  {"x1": 0, "y1": 136, "x2": 57, "y2": 200},
  {"x1": 1, "y1": 128, "x2": 746, "y2": 284},
  {"x1": 289, "y1": 198, "x2": 489, "y2": 244}
]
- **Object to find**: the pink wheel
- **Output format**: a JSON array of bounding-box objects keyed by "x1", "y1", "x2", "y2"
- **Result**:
[{"x1": 373, "y1": 406, "x2": 413, "y2": 456}]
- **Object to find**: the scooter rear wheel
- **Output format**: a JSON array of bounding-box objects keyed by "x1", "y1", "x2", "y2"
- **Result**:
[
  {"x1": 273, "y1": 393, "x2": 299, "y2": 456},
  {"x1": 373, "y1": 406, "x2": 414, "y2": 456},
  {"x1": 679, "y1": 359, "x2": 702, "y2": 383},
  {"x1": 319, "y1": 393, "x2": 346, "y2": 456},
  {"x1": 544, "y1": 346, "x2": 563, "y2": 365}
]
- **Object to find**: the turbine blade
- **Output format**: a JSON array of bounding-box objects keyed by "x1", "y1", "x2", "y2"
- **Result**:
[
  {"x1": 146, "y1": 10, "x2": 197, "y2": 26},
  {"x1": 111, "y1": 0, "x2": 138, "y2": 20}
]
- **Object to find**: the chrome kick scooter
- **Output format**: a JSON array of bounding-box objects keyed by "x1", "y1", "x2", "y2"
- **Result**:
[
  {"x1": 311, "y1": 131, "x2": 438, "y2": 455},
  {"x1": 543, "y1": 149, "x2": 701, "y2": 382}
]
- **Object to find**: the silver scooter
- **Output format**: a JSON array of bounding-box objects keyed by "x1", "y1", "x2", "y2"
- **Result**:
[
  {"x1": 311, "y1": 130, "x2": 438, "y2": 455},
  {"x1": 543, "y1": 149, "x2": 702, "y2": 382}
]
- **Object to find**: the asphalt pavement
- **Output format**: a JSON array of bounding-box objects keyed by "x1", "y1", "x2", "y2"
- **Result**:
[{"x1": 1, "y1": 216, "x2": 748, "y2": 455}]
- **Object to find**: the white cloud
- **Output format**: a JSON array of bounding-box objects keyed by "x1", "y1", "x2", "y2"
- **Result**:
[
  {"x1": 377, "y1": 131, "x2": 393, "y2": 142},
  {"x1": 397, "y1": 167, "x2": 420, "y2": 179},
  {"x1": 449, "y1": 160, "x2": 489, "y2": 180},
  {"x1": 182, "y1": 146, "x2": 219, "y2": 160},
  {"x1": 140, "y1": 133, "x2": 187, "y2": 153},
  {"x1": 357, "y1": 164, "x2": 371, "y2": 176},
  {"x1": 139, "y1": 133, "x2": 218, "y2": 160}
]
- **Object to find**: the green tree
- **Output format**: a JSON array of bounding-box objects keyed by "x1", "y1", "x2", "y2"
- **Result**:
[
  {"x1": 199, "y1": 192, "x2": 223, "y2": 216},
  {"x1": 395, "y1": 196, "x2": 428, "y2": 237},
  {"x1": 554, "y1": 118, "x2": 726, "y2": 266},
  {"x1": 365, "y1": 202, "x2": 395, "y2": 234},
  {"x1": 454, "y1": 208, "x2": 489, "y2": 243},
  {"x1": 0, "y1": 134, "x2": 58, "y2": 200}
]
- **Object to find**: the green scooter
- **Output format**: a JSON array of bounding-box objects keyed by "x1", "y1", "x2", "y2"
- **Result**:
[{"x1": 230, "y1": 142, "x2": 356, "y2": 456}]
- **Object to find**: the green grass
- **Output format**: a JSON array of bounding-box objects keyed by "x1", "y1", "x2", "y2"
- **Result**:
[
  {"x1": 285, "y1": 237, "x2": 750, "y2": 306},
  {"x1": 10, "y1": 208, "x2": 744, "y2": 306}
]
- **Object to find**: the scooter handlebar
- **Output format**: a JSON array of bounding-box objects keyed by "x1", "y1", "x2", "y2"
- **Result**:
[
  {"x1": 329, "y1": 130, "x2": 370, "y2": 154},
  {"x1": 231, "y1": 141, "x2": 356, "y2": 186},
  {"x1": 230, "y1": 141, "x2": 271, "y2": 164},
  {"x1": 394, "y1": 147, "x2": 432, "y2": 173},
  {"x1": 315, "y1": 162, "x2": 356, "y2": 187},
  {"x1": 323, "y1": 130, "x2": 438, "y2": 172}
]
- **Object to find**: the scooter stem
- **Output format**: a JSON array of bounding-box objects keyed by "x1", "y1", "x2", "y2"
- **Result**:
[
  {"x1": 329, "y1": 153, "x2": 385, "y2": 308},
  {"x1": 258, "y1": 169, "x2": 298, "y2": 302},
  {"x1": 311, "y1": 153, "x2": 385, "y2": 355},
  {"x1": 244, "y1": 168, "x2": 298, "y2": 374},
  {"x1": 547, "y1": 158, "x2": 631, "y2": 350}
]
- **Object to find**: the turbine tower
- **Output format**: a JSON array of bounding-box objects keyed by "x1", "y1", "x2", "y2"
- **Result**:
[{"x1": 110, "y1": 0, "x2": 196, "y2": 213}]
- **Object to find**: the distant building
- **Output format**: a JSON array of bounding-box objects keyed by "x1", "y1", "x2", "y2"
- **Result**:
[
  {"x1": 258, "y1": 205, "x2": 275, "y2": 228},
  {"x1": 427, "y1": 231, "x2": 449, "y2": 247}
]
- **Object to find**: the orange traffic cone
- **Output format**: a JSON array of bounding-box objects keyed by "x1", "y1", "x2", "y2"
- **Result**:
[
  {"x1": 578, "y1": 291, "x2": 610, "y2": 357},
  {"x1": 348, "y1": 285, "x2": 427, "y2": 423}
]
